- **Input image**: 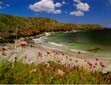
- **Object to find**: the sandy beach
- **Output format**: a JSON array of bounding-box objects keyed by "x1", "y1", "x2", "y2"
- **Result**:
[{"x1": 0, "y1": 39, "x2": 111, "y2": 74}]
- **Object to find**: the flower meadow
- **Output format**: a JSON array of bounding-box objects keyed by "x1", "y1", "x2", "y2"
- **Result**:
[
  {"x1": 0, "y1": 61, "x2": 111, "y2": 84},
  {"x1": 0, "y1": 41, "x2": 111, "y2": 84}
]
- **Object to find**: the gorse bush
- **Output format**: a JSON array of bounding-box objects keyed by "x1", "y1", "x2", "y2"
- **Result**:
[{"x1": 0, "y1": 61, "x2": 110, "y2": 84}]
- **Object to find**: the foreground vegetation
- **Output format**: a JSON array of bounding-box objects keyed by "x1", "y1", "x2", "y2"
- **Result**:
[
  {"x1": 0, "y1": 14, "x2": 103, "y2": 40},
  {"x1": 0, "y1": 60, "x2": 110, "y2": 84}
]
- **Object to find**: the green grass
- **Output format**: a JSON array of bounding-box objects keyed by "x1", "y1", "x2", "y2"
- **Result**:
[{"x1": 0, "y1": 60, "x2": 110, "y2": 84}]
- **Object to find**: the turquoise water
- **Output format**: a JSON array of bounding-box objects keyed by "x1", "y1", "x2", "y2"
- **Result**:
[{"x1": 47, "y1": 30, "x2": 111, "y2": 57}]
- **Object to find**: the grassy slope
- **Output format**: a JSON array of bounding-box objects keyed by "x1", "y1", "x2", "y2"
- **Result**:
[
  {"x1": 0, "y1": 61, "x2": 110, "y2": 84},
  {"x1": 0, "y1": 14, "x2": 103, "y2": 39}
]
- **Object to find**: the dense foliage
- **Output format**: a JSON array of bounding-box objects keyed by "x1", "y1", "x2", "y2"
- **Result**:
[{"x1": 0, "y1": 14, "x2": 103, "y2": 39}]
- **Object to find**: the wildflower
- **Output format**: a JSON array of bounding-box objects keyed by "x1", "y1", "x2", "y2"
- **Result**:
[
  {"x1": 31, "y1": 61, "x2": 35, "y2": 64},
  {"x1": 2, "y1": 51, "x2": 7, "y2": 56},
  {"x1": 75, "y1": 60, "x2": 78, "y2": 62},
  {"x1": 95, "y1": 62, "x2": 98, "y2": 65},
  {"x1": 93, "y1": 65, "x2": 96, "y2": 69},
  {"x1": 57, "y1": 60, "x2": 61, "y2": 63},
  {"x1": 29, "y1": 59, "x2": 31, "y2": 62},
  {"x1": 38, "y1": 51, "x2": 43, "y2": 59},
  {"x1": 86, "y1": 61, "x2": 93, "y2": 69},
  {"x1": 55, "y1": 52, "x2": 58, "y2": 55},
  {"x1": 89, "y1": 66, "x2": 92, "y2": 69},
  {"x1": 84, "y1": 60, "x2": 87, "y2": 62},
  {"x1": 99, "y1": 61, "x2": 105, "y2": 68},
  {"x1": 96, "y1": 58, "x2": 99, "y2": 61},
  {"x1": 44, "y1": 62, "x2": 50, "y2": 68},
  {"x1": 15, "y1": 56, "x2": 17, "y2": 60},
  {"x1": 62, "y1": 53, "x2": 64, "y2": 56},
  {"x1": 54, "y1": 50, "x2": 60, "y2": 55},
  {"x1": 66, "y1": 56, "x2": 68, "y2": 59},
  {"x1": 57, "y1": 69, "x2": 65, "y2": 76},
  {"x1": 69, "y1": 58, "x2": 72, "y2": 61},
  {"x1": 24, "y1": 56, "x2": 27, "y2": 59},
  {"x1": 2, "y1": 46, "x2": 8, "y2": 51},
  {"x1": 78, "y1": 51, "x2": 81, "y2": 54},
  {"x1": 47, "y1": 51, "x2": 50, "y2": 55},
  {"x1": 87, "y1": 62, "x2": 93, "y2": 66},
  {"x1": 19, "y1": 41, "x2": 28, "y2": 47}
]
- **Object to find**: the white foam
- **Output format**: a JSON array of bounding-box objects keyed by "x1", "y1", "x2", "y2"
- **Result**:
[
  {"x1": 70, "y1": 49, "x2": 88, "y2": 53},
  {"x1": 45, "y1": 32, "x2": 51, "y2": 36},
  {"x1": 41, "y1": 45, "x2": 50, "y2": 49},
  {"x1": 41, "y1": 45, "x2": 62, "y2": 52},
  {"x1": 33, "y1": 38, "x2": 44, "y2": 43},
  {"x1": 48, "y1": 42, "x2": 63, "y2": 47}
]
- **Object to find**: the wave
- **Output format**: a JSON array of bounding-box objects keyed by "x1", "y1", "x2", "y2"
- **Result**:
[
  {"x1": 33, "y1": 36, "x2": 47, "y2": 44},
  {"x1": 48, "y1": 42, "x2": 63, "y2": 47},
  {"x1": 70, "y1": 49, "x2": 88, "y2": 53}
]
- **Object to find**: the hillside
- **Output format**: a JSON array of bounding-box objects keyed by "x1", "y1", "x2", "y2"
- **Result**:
[{"x1": 0, "y1": 14, "x2": 103, "y2": 40}]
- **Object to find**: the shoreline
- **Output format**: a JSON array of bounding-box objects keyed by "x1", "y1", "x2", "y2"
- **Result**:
[
  {"x1": 32, "y1": 35, "x2": 111, "y2": 60},
  {"x1": 1, "y1": 41, "x2": 111, "y2": 73},
  {"x1": 0, "y1": 31, "x2": 111, "y2": 74},
  {"x1": 1, "y1": 30, "x2": 111, "y2": 61}
]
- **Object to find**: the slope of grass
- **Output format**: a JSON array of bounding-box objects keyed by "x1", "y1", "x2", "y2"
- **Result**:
[
  {"x1": 0, "y1": 14, "x2": 103, "y2": 39},
  {"x1": 0, "y1": 60, "x2": 110, "y2": 84}
]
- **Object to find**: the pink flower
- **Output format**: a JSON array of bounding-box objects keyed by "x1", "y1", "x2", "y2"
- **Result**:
[
  {"x1": 62, "y1": 53, "x2": 64, "y2": 56},
  {"x1": 96, "y1": 58, "x2": 99, "y2": 61},
  {"x1": 19, "y1": 41, "x2": 28, "y2": 47},
  {"x1": 57, "y1": 69, "x2": 65, "y2": 76},
  {"x1": 2, "y1": 51, "x2": 7, "y2": 56},
  {"x1": 84, "y1": 60, "x2": 87, "y2": 62},
  {"x1": 95, "y1": 62, "x2": 98, "y2": 65},
  {"x1": 66, "y1": 56, "x2": 68, "y2": 59},
  {"x1": 58, "y1": 60, "x2": 61, "y2": 63},
  {"x1": 2, "y1": 46, "x2": 8, "y2": 51},
  {"x1": 38, "y1": 51, "x2": 43, "y2": 59},
  {"x1": 54, "y1": 50, "x2": 60, "y2": 55},
  {"x1": 101, "y1": 64, "x2": 105, "y2": 68},
  {"x1": 87, "y1": 61, "x2": 93, "y2": 67},
  {"x1": 75, "y1": 60, "x2": 78, "y2": 62},
  {"x1": 15, "y1": 56, "x2": 17, "y2": 60},
  {"x1": 44, "y1": 62, "x2": 50, "y2": 68},
  {"x1": 69, "y1": 58, "x2": 72, "y2": 61},
  {"x1": 47, "y1": 51, "x2": 50, "y2": 55},
  {"x1": 24, "y1": 56, "x2": 27, "y2": 59},
  {"x1": 78, "y1": 51, "x2": 81, "y2": 54},
  {"x1": 93, "y1": 65, "x2": 96, "y2": 69},
  {"x1": 89, "y1": 66, "x2": 92, "y2": 69},
  {"x1": 99, "y1": 61, "x2": 105, "y2": 68},
  {"x1": 31, "y1": 62, "x2": 35, "y2": 64}
]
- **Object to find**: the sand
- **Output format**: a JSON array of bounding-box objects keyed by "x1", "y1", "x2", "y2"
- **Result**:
[{"x1": 0, "y1": 42, "x2": 111, "y2": 74}]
